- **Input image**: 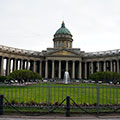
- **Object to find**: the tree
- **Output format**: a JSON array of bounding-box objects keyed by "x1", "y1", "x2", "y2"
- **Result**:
[
  {"x1": 7, "y1": 70, "x2": 42, "y2": 83},
  {"x1": 89, "y1": 71, "x2": 120, "y2": 83}
]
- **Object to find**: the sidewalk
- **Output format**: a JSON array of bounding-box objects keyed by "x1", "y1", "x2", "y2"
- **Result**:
[{"x1": 0, "y1": 113, "x2": 120, "y2": 120}]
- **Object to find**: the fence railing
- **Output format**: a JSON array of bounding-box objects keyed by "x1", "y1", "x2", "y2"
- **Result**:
[{"x1": 0, "y1": 83, "x2": 120, "y2": 114}]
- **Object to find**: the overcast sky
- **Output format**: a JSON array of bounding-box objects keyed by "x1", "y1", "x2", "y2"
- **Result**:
[{"x1": 0, "y1": 0, "x2": 120, "y2": 52}]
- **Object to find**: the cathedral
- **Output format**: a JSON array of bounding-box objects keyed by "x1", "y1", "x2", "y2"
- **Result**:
[{"x1": 0, "y1": 22, "x2": 120, "y2": 80}]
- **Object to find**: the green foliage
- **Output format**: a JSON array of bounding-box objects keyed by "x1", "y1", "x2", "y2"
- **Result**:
[
  {"x1": 7, "y1": 70, "x2": 42, "y2": 83},
  {"x1": 89, "y1": 71, "x2": 120, "y2": 83},
  {"x1": 0, "y1": 76, "x2": 7, "y2": 82}
]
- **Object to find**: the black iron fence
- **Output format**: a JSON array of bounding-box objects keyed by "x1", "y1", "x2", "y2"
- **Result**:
[{"x1": 0, "y1": 83, "x2": 120, "y2": 115}]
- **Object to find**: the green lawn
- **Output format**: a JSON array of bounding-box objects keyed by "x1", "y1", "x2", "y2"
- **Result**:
[{"x1": 0, "y1": 83, "x2": 120, "y2": 105}]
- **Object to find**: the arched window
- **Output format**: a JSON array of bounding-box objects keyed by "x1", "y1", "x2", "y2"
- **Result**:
[
  {"x1": 55, "y1": 42, "x2": 56, "y2": 47},
  {"x1": 59, "y1": 41, "x2": 61, "y2": 47},
  {"x1": 66, "y1": 41, "x2": 68, "y2": 47},
  {"x1": 62, "y1": 41, "x2": 64, "y2": 47}
]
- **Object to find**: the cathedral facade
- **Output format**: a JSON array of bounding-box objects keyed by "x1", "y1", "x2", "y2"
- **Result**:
[{"x1": 0, "y1": 22, "x2": 120, "y2": 80}]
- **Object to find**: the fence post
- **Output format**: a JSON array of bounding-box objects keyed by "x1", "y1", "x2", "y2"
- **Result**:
[
  {"x1": 96, "y1": 84, "x2": 99, "y2": 115},
  {"x1": 48, "y1": 85, "x2": 51, "y2": 107},
  {"x1": 66, "y1": 96, "x2": 70, "y2": 117},
  {"x1": 0, "y1": 95, "x2": 4, "y2": 115}
]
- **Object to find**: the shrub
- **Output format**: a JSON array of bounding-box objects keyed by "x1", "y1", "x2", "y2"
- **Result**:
[
  {"x1": 7, "y1": 70, "x2": 42, "y2": 83},
  {"x1": 89, "y1": 71, "x2": 120, "y2": 83},
  {"x1": 0, "y1": 76, "x2": 7, "y2": 83}
]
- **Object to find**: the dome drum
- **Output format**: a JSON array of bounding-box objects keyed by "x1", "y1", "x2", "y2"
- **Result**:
[
  {"x1": 53, "y1": 37, "x2": 73, "y2": 42},
  {"x1": 53, "y1": 22, "x2": 73, "y2": 49},
  {"x1": 54, "y1": 34, "x2": 72, "y2": 39}
]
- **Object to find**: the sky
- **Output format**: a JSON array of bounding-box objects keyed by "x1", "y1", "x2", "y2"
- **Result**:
[{"x1": 0, "y1": 0, "x2": 120, "y2": 52}]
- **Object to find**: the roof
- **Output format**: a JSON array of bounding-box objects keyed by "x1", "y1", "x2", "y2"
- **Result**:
[{"x1": 55, "y1": 21, "x2": 72, "y2": 35}]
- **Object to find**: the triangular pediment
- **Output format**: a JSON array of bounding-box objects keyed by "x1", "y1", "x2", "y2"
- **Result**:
[{"x1": 48, "y1": 49, "x2": 78, "y2": 56}]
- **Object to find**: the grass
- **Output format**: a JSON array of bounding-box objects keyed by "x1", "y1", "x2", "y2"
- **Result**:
[{"x1": 0, "y1": 83, "x2": 120, "y2": 105}]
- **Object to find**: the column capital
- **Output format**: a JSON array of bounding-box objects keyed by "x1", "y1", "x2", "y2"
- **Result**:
[
  {"x1": 39, "y1": 59, "x2": 42, "y2": 62},
  {"x1": 117, "y1": 59, "x2": 119, "y2": 61},
  {"x1": 21, "y1": 59, "x2": 23, "y2": 61},
  {"x1": 52, "y1": 60, "x2": 55, "y2": 62},
  {"x1": 26, "y1": 59, "x2": 30, "y2": 62},
  {"x1": 33, "y1": 60, "x2": 37, "y2": 62}
]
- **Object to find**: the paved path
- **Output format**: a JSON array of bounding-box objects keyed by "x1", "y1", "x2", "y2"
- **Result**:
[
  {"x1": 0, "y1": 114, "x2": 120, "y2": 120},
  {"x1": 0, "y1": 118, "x2": 120, "y2": 120}
]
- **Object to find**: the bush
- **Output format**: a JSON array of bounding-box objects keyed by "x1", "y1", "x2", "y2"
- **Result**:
[
  {"x1": 7, "y1": 70, "x2": 42, "y2": 83},
  {"x1": 89, "y1": 72, "x2": 120, "y2": 83},
  {"x1": 0, "y1": 76, "x2": 7, "y2": 83}
]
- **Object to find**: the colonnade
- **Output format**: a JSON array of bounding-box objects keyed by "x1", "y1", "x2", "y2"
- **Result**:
[
  {"x1": 0, "y1": 56, "x2": 35, "y2": 76},
  {"x1": 84, "y1": 60, "x2": 120, "y2": 79},
  {"x1": 0, "y1": 55, "x2": 120, "y2": 79},
  {"x1": 0, "y1": 56, "x2": 82, "y2": 79},
  {"x1": 45, "y1": 60, "x2": 82, "y2": 79}
]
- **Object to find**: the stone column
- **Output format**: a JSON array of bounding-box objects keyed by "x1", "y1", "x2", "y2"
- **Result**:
[
  {"x1": 115, "y1": 61, "x2": 117, "y2": 72},
  {"x1": 33, "y1": 61, "x2": 36, "y2": 72},
  {"x1": 45, "y1": 60, "x2": 48, "y2": 78},
  {"x1": 59, "y1": 60, "x2": 61, "y2": 79},
  {"x1": 72, "y1": 61, "x2": 75, "y2": 79},
  {"x1": 85, "y1": 62, "x2": 87, "y2": 79},
  {"x1": 23, "y1": 60, "x2": 25, "y2": 69},
  {"x1": 0, "y1": 57, "x2": 4, "y2": 76},
  {"x1": 117, "y1": 60, "x2": 119, "y2": 73},
  {"x1": 39, "y1": 60, "x2": 42, "y2": 76},
  {"x1": 66, "y1": 61, "x2": 68, "y2": 72},
  {"x1": 113, "y1": 61, "x2": 116, "y2": 72},
  {"x1": 97, "y1": 61, "x2": 100, "y2": 72},
  {"x1": 15, "y1": 60, "x2": 18, "y2": 70},
  {"x1": 91, "y1": 61, "x2": 93, "y2": 74},
  {"x1": 13, "y1": 59, "x2": 16, "y2": 71},
  {"x1": 110, "y1": 60, "x2": 113, "y2": 72},
  {"x1": 104, "y1": 61, "x2": 106, "y2": 72},
  {"x1": 26, "y1": 60, "x2": 29, "y2": 70},
  {"x1": 20, "y1": 59, "x2": 23, "y2": 70},
  {"x1": 78, "y1": 61, "x2": 82, "y2": 79},
  {"x1": 6, "y1": 58, "x2": 10, "y2": 75},
  {"x1": 52, "y1": 60, "x2": 55, "y2": 79}
]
